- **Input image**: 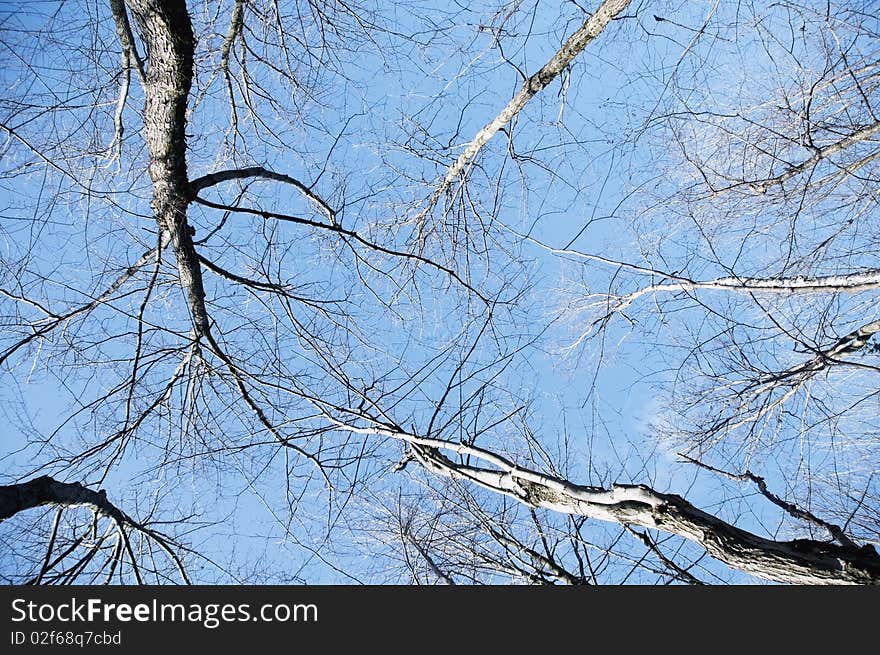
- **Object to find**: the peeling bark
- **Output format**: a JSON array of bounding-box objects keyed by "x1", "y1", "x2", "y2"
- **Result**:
[
  {"x1": 125, "y1": 0, "x2": 210, "y2": 338},
  {"x1": 414, "y1": 444, "x2": 880, "y2": 585},
  {"x1": 333, "y1": 420, "x2": 880, "y2": 584}
]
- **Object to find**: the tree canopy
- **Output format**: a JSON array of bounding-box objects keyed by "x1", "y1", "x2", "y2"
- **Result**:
[{"x1": 1, "y1": 0, "x2": 879, "y2": 585}]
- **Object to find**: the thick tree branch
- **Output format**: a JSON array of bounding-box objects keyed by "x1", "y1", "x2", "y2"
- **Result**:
[
  {"x1": 329, "y1": 419, "x2": 880, "y2": 584},
  {"x1": 616, "y1": 270, "x2": 880, "y2": 303},
  {"x1": 587, "y1": 272, "x2": 880, "y2": 328},
  {"x1": 415, "y1": 0, "x2": 632, "y2": 229},
  {"x1": 414, "y1": 443, "x2": 880, "y2": 584},
  {"x1": 0, "y1": 476, "x2": 190, "y2": 583},
  {"x1": 693, "y1": 317, "x2": 880, "y2": 437},
  {"x1": 749, "y1": 317, "x2": 880, "y2": 395},
  {"x1": 189, "y1": 165, "x2": 337, "y2": 223},
  {"x1": 0, "y1": 476, "x2": 127, "y2": 523},
  {"x1": 510, "y1": 224, "x2": 880, "y2": 300}
]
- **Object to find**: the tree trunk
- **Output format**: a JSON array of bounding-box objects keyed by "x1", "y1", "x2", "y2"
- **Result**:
[{"x1": 125, "y1": 0, "x2": 210, "y2": 338}]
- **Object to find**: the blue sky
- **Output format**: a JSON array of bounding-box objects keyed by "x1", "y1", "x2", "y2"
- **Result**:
[{"x1": 3, "y1": 0, "x2": 876, "y2": 584}]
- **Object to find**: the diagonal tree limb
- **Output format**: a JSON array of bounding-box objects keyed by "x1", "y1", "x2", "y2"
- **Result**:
[
  {"x1": 625, "y1": 526, "x2": 705, "y2": 585},
  {"x1": 220, "y1": 0, "x2": 245, "y2": 139},
  {"x1": 488, "y1": 526, "x2": 591, "y2": 585},
  {"x1": 0, "y1": 239, "x2": 167, "y2": 367},
  {"x1": 410, "y1": 441, "x2": 880, "y2": 584},
  {"x1": 742, "y1": 317, "x2": 880, "y2": 400},
  {"x1": 108, "y1": 0, "x2": 146, "y2": 159},
  {"x1": 403, "y1": 531, "x2": 456, "y2": 585},
  {"x1": 749, "y1": 120, "x2": 880, "y2": 193},
  {"x1": 610, "y1": 270, "x2": 880, "y2": 310},
  {"x1": 109, "y1": 0, "x2": 146, "y2": 83},
  {"x1": 326, "y1": 416, "x2": 880, "y2": 584},
  {"x1": 510, "y1": 224, "x2": 880, "y2": 296},
  {"x1": 678, "y1": 454, "x2": 857, "y2": 549},
  {"x1": 414, "y1": 0, "x2": 632, "y2": 229}
]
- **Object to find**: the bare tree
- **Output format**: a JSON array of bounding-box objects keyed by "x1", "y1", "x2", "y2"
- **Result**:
[
  {"x1": 0, "y1": 477, "x2": 188, "y2": 584},
  {"x1": 543, "y1": 1, "x2": 880, "y2": 580},
  {"x1": 1, "y1": 0, "x2": 879, "y2": 585}
]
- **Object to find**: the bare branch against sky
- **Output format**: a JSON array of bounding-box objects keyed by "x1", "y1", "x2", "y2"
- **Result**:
[{"x1": 1, "y1": 0, "x2": 879, "y2": 585}]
